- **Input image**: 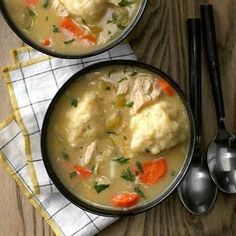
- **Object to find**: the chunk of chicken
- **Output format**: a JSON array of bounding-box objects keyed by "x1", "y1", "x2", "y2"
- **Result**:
[
  {"x1": 53, "y1": 0, "x2": 107, "y2": 23},
  {"x1": 52, "y1": 0, "x2": 69, "y2": 16},
  {"x1": 128, "y1": 74, "x2": 162, "y2": 114},
  {"x1": 82, "y1": 141, "x2": 97, "y2": 166},
  {"x1": 116, "y1": 79, "x2": 130, "y2": 95},
  {"x1": 95, "y1": 176, "x2": 111, "y2": 185}
]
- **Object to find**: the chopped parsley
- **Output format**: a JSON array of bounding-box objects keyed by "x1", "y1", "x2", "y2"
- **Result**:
[
  {"x1": 62, "y1": 152, "x2": 69, "y2": 161},
  {"x1": 81, "y1": 18, "x2": 88, "y2": 26},
  {"x1": 131, "y1": 71, "x2": 138, "y2": 76},
  {"x1": 23, "y1": 7, "x2": 36, "y2": 30},
  {"x1": 70, "y1": 98, "x2": 78, "y2": 107},
  {"x1": 171, "y1": 170, "x2": 176, "y2": 177},
  {"x1": 46, "y1": 16, "x2": 49, "y2": 21},
  {"x1": 64, "y1": 39, "x2": 75, "y2": 44},
  {"x1": 121, "y1": 167, "x2": 135, "y2": 182},
  {"x1": 112, "y1": 156, "x2": 130, "y2": 165},
  {"x1": 107, "y1": 12, "x2": 127, "y2": 30},
  {"x1": 105, "y1": 86, "x2": 111, "y2": 91},
  {"x1": 126, "y1": 101, "x2": 134, "y2": 107},
  {"x1": 91, "y1": 165, "x2": 96, "y2": 174},
  {"x1": 25, "y1": 7, "x2": 36, "y2": 17},
  {"x1": 117, "y1": 24, "x2": 126, "y2": 30},
  {"x1": 42, "y1": 0, "x2": 49, "y2": 8},
  {"x1": 94, "y1": 182, "x2": 110, "y2": 193},
  {"x1": 69, "y1": 171, "x2": 77, "y2": 179},
  {"x1": 106, "y1": 130, "x2": 116, "y2": 135},
  {"x1": 107, "y1": 70, "x2": 114, "y2": 77},
  {"x1": 135, "y1": 161, "x2": 143, "y2": 173},
  {"x1": 145, "y1": 148, "x2": 150, "y2": 153},
  {"x1": 134, "y1": 186, "x2": 146, "y2": 198},
  {"x1": 52, "y1": 25, "x2": 60, "y2": 33},
  {"x1": 118, "y1": 77, "x2": 128, "y2": 83},
  {"x1": 118, "y1": 0, "x2": 135, "y2": 7}
]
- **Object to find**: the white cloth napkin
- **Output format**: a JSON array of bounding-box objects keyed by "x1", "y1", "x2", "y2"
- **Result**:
[{"x1": 0, "y1": 44, "x2": 136, "y2": 236}]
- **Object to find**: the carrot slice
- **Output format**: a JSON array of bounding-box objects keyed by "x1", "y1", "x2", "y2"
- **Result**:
[
  {"x1": 139, "y1": 159, "x2": 167, "y2": 185},
  {"x1": 158, "y1": 79, "x2": 175, "y2": 96},
  {"x1": 60, "y1": 17, "x2": 96, "y2": 44},
  {"x1": 24, "y1": 0, "x2": 38, "y2": 5},
  {"x1": 83, "y1": 34, "x2": 97, "y2": 44},
  {"x1": 74, "y1": 165, "x2": 92, "y2": 177},
  {"x1": 41, "y1": 38, "x2": 51, "y2": 46},
  {"x1": 112, "y1": 192, "x2": 140, "y2": 207}
]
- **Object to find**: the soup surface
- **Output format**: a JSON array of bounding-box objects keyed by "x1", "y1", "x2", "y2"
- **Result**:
[
  {"x1": 4, "y1": 0, "x2": 141, "y2": 55},
  {"x1": 47, "y1": 65, "x2": 190, "y2": 209}
]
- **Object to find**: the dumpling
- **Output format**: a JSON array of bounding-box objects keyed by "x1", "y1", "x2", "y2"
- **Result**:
[
  {"x1": 130, "y1": 95, "x2": 189, "y2": 155},
  {"x1": 65, "y1": 92, "x2": 104, "y2": 147},
  {"x1": 58, "y1": 0, "x2": 107, "y2": 23}
]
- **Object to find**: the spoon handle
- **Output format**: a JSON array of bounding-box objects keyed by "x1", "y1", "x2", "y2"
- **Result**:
[
  {"x1": 188, "y1": 19, "x2": 202, "y2": 148},
  {"x1": 201, "y1": 5, "x2": 225, "y2": 129}
]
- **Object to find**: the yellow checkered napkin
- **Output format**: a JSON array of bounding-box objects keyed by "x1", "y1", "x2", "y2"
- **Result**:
[{"x1": 0, "y1": 44, "x2": 136, "y2": 236}]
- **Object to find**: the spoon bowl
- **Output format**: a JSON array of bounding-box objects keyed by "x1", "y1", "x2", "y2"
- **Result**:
[
  {"x1": 207, "y1": 130, "x2": 236, "y2": 193},
  {"x1": 178, "y1": 159, "x2": 218, "y2": 214}
]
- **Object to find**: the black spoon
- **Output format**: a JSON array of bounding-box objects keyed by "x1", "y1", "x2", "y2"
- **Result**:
[
  {"x1": 178, "y1": 18, "x2": 218, "y2": 214},
  {"x1": 201, "y1": 4, "x2": 236, "y2": 194}
]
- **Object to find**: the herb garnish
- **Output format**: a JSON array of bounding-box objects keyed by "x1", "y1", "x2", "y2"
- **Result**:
[
  {"x1": 62, "y1": 152, "x2": 69, "y2": 161},
  {"x1": 52, "y1": 25, "x2": 60, "y2": 33},
  {"x1": 64, "y1": 39, "x2": 75, "y2": 44},
  {"x1": 107, "y1": 12, "x2": 127, "y2": 30},
  {"x1": 81, "y1": 18, "x2": 88, "y2": 26},
  {"x1": 135, "y1": 161, "x2": 143, "y2": 173},
  {"x1": 126, "y1": 101, "x2": 134, "y2": 107},
  {"x1": 23, "y1": 7, "x2": 36, "y2": 30},
  {"x1": 134, "y1": 186, "x2": 146, "y2": 198},
  {"x1": 105, "y1": 86, "x2": 111, "y2": 91},
  {"x1": 69, "y1": 171, "x2": 77, "y2": 179},
  {"x1": 70, "y1": 98, "x2": 78, "y2": 107},
  {"x1": 171, "y1": 170, "x2": 176, "y2": 177},
  {"x1": 106, "y1": 130, "x2": 116, "y2": 135},
  {"x1": 118, "y1": 77, "x2": 128, "y2": 83},
  {"x1": 121, "y1": 167, "x2": 135, "y2": 182},
  {"x1": 112, "y1": 156, "x2": 130, "y2": 165},
  {"x1": 118, "y1": 0, "x2": 135, "y2": 7},
  {"x1": 131, "y1": 71, "x2": 138, "y2": 76},
  {"x1": 117, "y1": 24, "x2": 126, "y2": 30},
  {"x1": 94, "y1": 182, "x2": 110, "y2": 193},
  {"x1": 42, "y1": 0, "x2": 49, "y2": 8}
]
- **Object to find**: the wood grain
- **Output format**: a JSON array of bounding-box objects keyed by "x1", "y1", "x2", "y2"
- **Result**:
[{"x1": 1, "y1": 0, "x2": 236, "y2": 235}]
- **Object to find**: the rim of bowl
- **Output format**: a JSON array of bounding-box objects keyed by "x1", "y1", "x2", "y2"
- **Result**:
[
  {"x1": 0, "y1": 0, "x2": 147, "y2": 59},
  {"x1": 41, "y1": 60, "x2": 196, "y2": 217}
]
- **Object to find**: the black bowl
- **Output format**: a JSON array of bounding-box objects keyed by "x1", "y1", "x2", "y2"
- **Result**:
[
  {"x1": 0, "y1": 0, "x2": 147, "y2": 59},
  {"x1": 41, "y1": 60, "x2": 195, "y2": 216}
]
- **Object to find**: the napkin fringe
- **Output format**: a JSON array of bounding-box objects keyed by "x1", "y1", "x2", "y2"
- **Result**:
[
  {"x1": 0, "y1": 117, "x2": 62, "y2": 236},
  {"x1": 2, "y1": 63, "x2": 50, "y2": 195},
  {"x1": 2, "y1": 55, "x2": 52, "y2": 194},
  {"x1": 11, "y1": 46, "x2": 47, "y2": 64}
]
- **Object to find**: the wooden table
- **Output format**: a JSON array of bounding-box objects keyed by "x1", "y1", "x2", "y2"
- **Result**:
[{"x1": 1, "y1": 0, "x2": 236, "y2": 235}]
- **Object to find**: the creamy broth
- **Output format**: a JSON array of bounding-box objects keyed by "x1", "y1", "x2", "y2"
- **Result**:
[
  {"x1": 47, "y1": 65, "x2": 190, "y2": 209},
  {"x1": 4, "y1": 0, "x2": 141, "y2": 55}
]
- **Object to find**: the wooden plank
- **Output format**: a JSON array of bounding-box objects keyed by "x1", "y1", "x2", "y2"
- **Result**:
[{"x1": 0, "y1": 1, "x2": 236, "y2": 235}]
